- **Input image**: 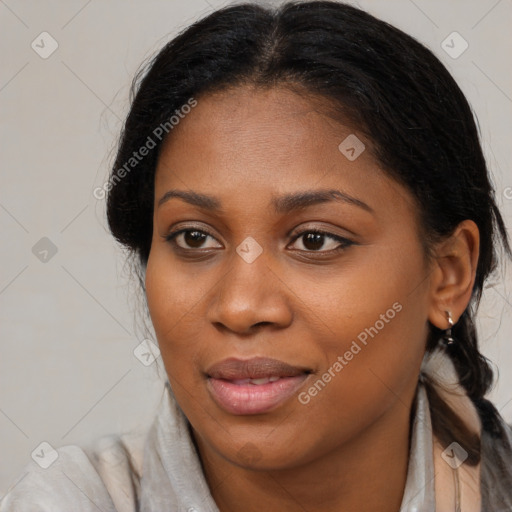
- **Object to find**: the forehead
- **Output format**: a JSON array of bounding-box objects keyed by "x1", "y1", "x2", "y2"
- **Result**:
[{"x1": 154, "y1": 85, "x2": 415, "y2": 219}]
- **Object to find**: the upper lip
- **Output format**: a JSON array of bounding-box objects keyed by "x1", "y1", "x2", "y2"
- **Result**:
[{"x1": 206, "y1": 357, "x2": 310, "y2": 380}]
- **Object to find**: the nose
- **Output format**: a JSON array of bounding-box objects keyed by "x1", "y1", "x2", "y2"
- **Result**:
[{"x1": 207, "y1": 249, "x2": 293, "y2": 335}]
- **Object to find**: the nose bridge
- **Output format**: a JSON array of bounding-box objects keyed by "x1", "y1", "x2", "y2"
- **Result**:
[{"x1": 208, "y1": 242, "x2": 292, "y2": 333}]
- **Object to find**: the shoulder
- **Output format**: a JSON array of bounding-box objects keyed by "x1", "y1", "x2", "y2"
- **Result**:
[{"x1": 0, "y1": 430, "x2": 145, "y2": 512}]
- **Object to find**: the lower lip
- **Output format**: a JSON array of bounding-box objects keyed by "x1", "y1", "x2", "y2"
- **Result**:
[{"x1": 207, "y1": 375, "x2": 308, "y2": 415}]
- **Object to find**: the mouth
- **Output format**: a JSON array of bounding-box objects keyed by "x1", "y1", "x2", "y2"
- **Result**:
[{"x1": 205, "y1": 357, "x2": 311, "y2": 415}]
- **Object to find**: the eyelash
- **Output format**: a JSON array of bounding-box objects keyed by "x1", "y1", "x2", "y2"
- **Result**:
[
  {"x1": 164, "y1": 227, "x2": 354, "y2": 255},
  {"x1": 291, "y1": 230, "x2": 354, "y2": 253}
]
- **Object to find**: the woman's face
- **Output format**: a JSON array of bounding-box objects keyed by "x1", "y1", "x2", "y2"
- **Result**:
[{"x1": 145, "y1": 85, "x2": 432, "y2": 470}]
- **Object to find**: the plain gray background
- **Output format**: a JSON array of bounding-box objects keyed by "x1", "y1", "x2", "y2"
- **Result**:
[{"x1": 1, "y1": 0, "x2": 511, "y2": 496}]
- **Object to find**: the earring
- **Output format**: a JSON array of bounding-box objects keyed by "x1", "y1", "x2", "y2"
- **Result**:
[{"x1": 442, "y1": 311, "x2": 455, "y2": 346}]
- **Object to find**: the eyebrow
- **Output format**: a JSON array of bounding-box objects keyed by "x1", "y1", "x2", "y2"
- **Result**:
[{"x1": 157, "y1": 188, "x2": 373, "y2": 214}]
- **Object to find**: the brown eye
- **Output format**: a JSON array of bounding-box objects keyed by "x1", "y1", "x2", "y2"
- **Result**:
[
  {"x1": 166, "y1": 229, "x2": 222, "y2": 250},
  {"x1": 290, "y1": 230, "x2": 353, "y2": 253},
  {"x1": 182, "y1": 230, "x2": 207, "y2": 248},
  {"x1": 302, "y1": 233, "x2": 326, "y2": 251}
]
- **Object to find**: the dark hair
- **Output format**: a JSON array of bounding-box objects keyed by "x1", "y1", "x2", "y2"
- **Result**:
[{"x1": 106, "y1": 0, "x2": 510, "y2": 456}]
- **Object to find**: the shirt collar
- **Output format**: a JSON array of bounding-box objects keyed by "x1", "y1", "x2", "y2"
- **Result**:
[{"x1": 399, "y1": 382, "x2": 436, "y2": 511}]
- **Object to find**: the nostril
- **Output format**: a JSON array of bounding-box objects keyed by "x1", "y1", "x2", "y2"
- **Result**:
[{"x1": 252, "y1": 321, "x2": 272, "y2": 329}]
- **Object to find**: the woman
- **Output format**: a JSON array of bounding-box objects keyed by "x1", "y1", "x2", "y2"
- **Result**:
[{"x1": 2, "y1": 1, "x2": 511, "y2": 510}]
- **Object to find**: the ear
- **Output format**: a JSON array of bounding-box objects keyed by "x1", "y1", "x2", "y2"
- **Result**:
[{"x1": 427, "y1": 220, "x2": 480, "y2": 329}]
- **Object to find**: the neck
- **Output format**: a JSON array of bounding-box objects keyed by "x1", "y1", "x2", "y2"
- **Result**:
[{"x1": 193, "y1": 393, "x2": 415, "y2": 512}]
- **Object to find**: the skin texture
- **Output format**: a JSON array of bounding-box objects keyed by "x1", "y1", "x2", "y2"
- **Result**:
[{"x1": 145, "y1": 85, "x2": 479, "y2": 512}]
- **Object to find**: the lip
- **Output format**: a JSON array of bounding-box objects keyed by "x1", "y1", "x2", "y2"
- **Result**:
[{"x1": 206, "y1": 357, "x2": 311, "y2": 415}]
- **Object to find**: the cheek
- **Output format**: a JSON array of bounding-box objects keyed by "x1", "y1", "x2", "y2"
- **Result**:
[
  {"x1": 145, "y1": 252, "x2": 184, "y2": 357},
  {"x1": 145, "y1": 248, "x2": 204, "y2": 334},
  {"x1": 296, "y1": 238, "x2": 428, "y2": 350},
  {"x1": 144, "y1": 250, "x2": 214, "y2": 379},
  {"x1": 294, "y1": 239, "x2": 429, "y2": 406}
]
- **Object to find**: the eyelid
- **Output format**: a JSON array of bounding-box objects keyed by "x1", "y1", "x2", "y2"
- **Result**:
[
  {"x1": 288, "y1": 222, "x2": 354, "y2": 241},
  {"x1": 165, "y1": 222, "x2": 219, "y2": 239},
  {"x1": 287, "y1": 221, "x2": 358, "y2": 240}
]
